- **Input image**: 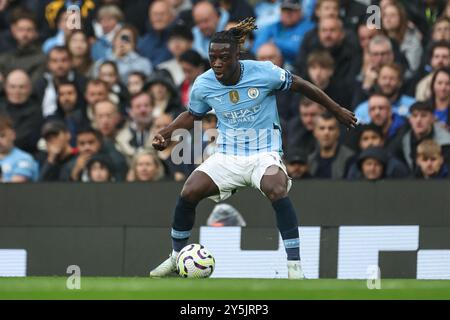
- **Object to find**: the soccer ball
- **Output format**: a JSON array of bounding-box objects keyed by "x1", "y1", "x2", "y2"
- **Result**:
[{"x1": 176, "y1": 244, "x2": 215, "y2": 278}]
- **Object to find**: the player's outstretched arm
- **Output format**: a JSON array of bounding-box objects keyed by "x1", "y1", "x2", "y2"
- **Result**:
[
  {"x1": 152, "y1": 111, "x2": 201, "y2": 151},
  {"x1": 290, "y1": 75, "x2": 357, "y2": 129}
]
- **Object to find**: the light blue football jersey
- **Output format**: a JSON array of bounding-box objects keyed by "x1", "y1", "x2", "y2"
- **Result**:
[{"x1": 188, "y1": 60, "x2": 293, "y2": 156}]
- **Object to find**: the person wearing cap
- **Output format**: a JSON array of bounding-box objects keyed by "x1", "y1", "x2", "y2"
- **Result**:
[
  {"x1": 358, "y1": 146, "x2": 387, "y2": 181},
  {"x1": 284, "y1": 148, "x2": 311, "y2": 179},
  {"x1": 253, "y1": 0, "x2": 315, "y2": 70},
  {"x1": 137, "y1": 0, "x2": 176, "y2": 66},
  {"x1": 0, "y1": 113, "x2": 38, "y2": 183},
  {"x1": 157, "y1": 23, "x2": 194, "y2": 86},
  {"x1": 346, "y1": 124, "x2": 409, "y2": 180},
  {"x1": 86, "y1": 154, "x2": 115, "y2": 182},
  {"x1": 38, "y1": 119, "x2": 78, "y2": 182},
  {"x1": 391, "y1": 101, "x2": 450, "y2": 170},
  {"x1": 144, "y1": 69, "x2": 184, "y2": 119}
]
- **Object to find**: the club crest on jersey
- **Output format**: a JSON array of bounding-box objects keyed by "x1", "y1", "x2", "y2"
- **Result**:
[
  {"x1": 247, "y1": 88, "x2": 259, "y2": 99},
  {"x1": 229, "y1": 90, "x2": 240, "y2": 104}
]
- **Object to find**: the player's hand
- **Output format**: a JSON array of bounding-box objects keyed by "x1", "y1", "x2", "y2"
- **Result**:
[
  {"x1": 152, "y1": 133, "x2": 169, "y2": 151},
  {"x1": 334, "y1": 106, "x2": 358, "y2": 130}
]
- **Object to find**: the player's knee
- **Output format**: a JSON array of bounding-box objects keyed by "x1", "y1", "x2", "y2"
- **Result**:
[
  {"x1": 265, "y1": 184, "x2": 287, "y2": 202},
  {"x1": 180, "y1": 184, "x2": 202, "y2": 203}
]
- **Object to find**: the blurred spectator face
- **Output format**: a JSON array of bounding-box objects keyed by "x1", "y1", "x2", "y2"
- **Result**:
[
  {"x1": 89, "y1": 162, "x2": 111, "y2": 182},
  {"x1": 281, "y1": 8, "x2": 302, "y2": 27},
  {"x1": 369, "y1": 40, "x2": 394, "y2": 70},
  {"x1": 85, "y1": 82, "x2": 109, "y2": 107},
  {"x1": 359, "y1": 130, "x2": 384, "y2": 150},
  {"x1": 417, "y1": 152, "x2": 444, "y2": 177},
  {"x1": 5, "y1": 70, "x2": 32, "y2": 104},
  {"x1": 135, "y1": 154, "x2": 159, "y2": 181},
  {"x1": 150, "y1": 0, "x2": 174, "y2": 31},
  {"x1": 48, "y1": 49, "x2": 72, "y2": 78},
  {"x1": 45, "y1": 130, "x2": 71, "y2": 153},
  {"x1": 319, "y1": 18, "x2": 344, "y2": 49},
  {"x1": 94, "y1": 101, "x2": 121, "y2": 138},
  {"x1": 315, "y1": 0, "x2": 339, "y2": 20},
  {"x1": 58, "y1": 84, "x2": 78, "y2": 113},
  {"x1": 377, "y1": 65, "x2": 401, "y2": 97},
  {"x1": 433, "y1": 20, "x2": 450, "y2": 41},
  {"x1": 181, "y1": 61, "x2": 205, "y2": 84},
  {"x1": 168, "y1": 36, "x2": 192, "y2": 58},
  {"x1": 300, "y1": 102, "x2": 325, "y2": 131},
  {"x1": 368, "y1": 95, "x2": 392, "y2": 127},
  {"x1": 127, "y1": 74, "x2": 145, "y2": 96},
  {"x1": 256, "y1": 43, "x2": 283, "y2": 67},
  {"x1": 130, "y1": 93, "x2": 153, "y2": 127},
  {"x1": 308, "y1": 63, "x2": 333, "y2": 90},
  {"x1": 361, "y1": 158, "x2": 384, "y2": 180},
  {"x1": 382, "y1": 4, "x2": 400, "y2": 32},
  {"x1": 99, "y1": 63, "x2": 119, "y2": 87},
  {"x1": 113, "y1": 28, "x2": 135, "y2": 57},
  {"x1": 313, "y1": 116, "x2": 340, "y2": 149},
  {"x1": 431, "y1": 47, "x2": 450, "y2": 69},
  {"x1": 433, "y1": 70, "x2": 450, "y2": 101},
  {"x1": 358, "y1": 25, "x2": 379, "y2": 52},
  {"x1": 99, "y1": 12, "x2": 120, "y2": 34},
  {"x1": 152, "y1": 113, "x2": 174, "y2": 135},
  {"x1": 11, "y1": 18, "x2": 37, "y2": 48},
  {"x1": 68, "y1": 31, "x2": 89, "y2": 57},
  {"x1": 409, "y1": 110, "x2": 435, "y2": 137},
  {"x1": 77, "y1": 132, "x2": 101, "y2": 157},
  {"x1": 287, "y1": 162, "x2": 309, "y2": 179},
  {"x1": 193, "y1": 2, "x2": 220, "y2": 38},
  {"x1": 150, "y1": 83, "x2": 169, "y2": 101},
  {"x1": 0, "y1": 127, "x2": 15, "y2": 155}
]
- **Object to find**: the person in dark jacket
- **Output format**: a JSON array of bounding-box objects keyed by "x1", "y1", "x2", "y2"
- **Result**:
[
  {"x1": 357, "y1": 146, "x2": 388, "y2": 181},
  {"x1": 414, "y1": 139, "x2": 450, "y2": 179}
]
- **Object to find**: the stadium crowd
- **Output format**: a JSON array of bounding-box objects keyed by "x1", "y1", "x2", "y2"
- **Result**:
[{"x1": 1, "y1": 0, "x2": 450, "y2": 183}]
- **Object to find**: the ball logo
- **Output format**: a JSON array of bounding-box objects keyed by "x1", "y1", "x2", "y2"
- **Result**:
[{"x1": 247, "y1": 88, "x2": 259, "y2": 100}]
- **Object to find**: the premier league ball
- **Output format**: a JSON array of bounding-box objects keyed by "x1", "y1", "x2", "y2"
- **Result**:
[{"x1": 176, "y1": 244, "x2": 215, "y2": 278}]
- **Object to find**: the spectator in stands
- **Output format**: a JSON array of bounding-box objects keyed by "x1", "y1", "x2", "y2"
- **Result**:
[
  {"x1": 256, "y1": 42, "x2": 300, "y2": 122},
  {"x1": 127, "y1": 149, "x2": 165, "y2": 182},
  {"x1": 314, "y1": 0, "x2": 339, "y2": 21},
  {"x1": 67, "y1": 30, "x2": 94, "y2": 78},
  {"x1": 55, "y1": 80, "x2": 89, "y2": 146},
  {"x1": 0, "y1": 113, "x2": 38, "y2": 183},
  {"x1": 38, "y1": 119, "x2": 78, "y2": 181},
  {"x1": 381, "y1": 1, "x2": 423, "y2": 73},
  {"x1": 97, "y1": 60, "x2": 129, "y2": 114},
  {"x1": 306, "y1": 50, "x2": 351, "y2": 107},
  {"x1": 116, "y1": 91, "x2": 154, "y2": 163},
  {"x1": 295, "y1": 17, "x2": 359, "y2": 87},
  {"x1": 254, "y1": 0, "x2": 315, "y2": 70},
  {"x1": 220, "y1": 0, "x2": 255, "y2": 23},
  {"x1": 428, "y1": 67, "x2": 450, "y2": 129},
  {"x1": 431, "y1": 16, "x2": 450, "y2": 42},
  {"x1": 339, "y1": 0, "x2": 367, "y2": 31},
  {"x1": 178, "y1": 49, "x2": 207, "y2": 108},
  {"x1": 94, "y1": 25, "x2": 152, "y2": 84},
  {"x1": 84, "y1": 79, "x2": 110, "y2": 127},
  {"x1": 357, "y1": 147, "x2": 388, "y2": 181},
  {"x1": 308, "y1": 112, "x2": 354, "y2": 179},
  {"x1": 127, "y1": 72, "x2": 147, "y2": 96},
  {"x1": 42, "y1": 8, "x2": 71, "y2": 54},
  {"x1": 157, "y1": 23, "x2": 194, "y2": 86},
  {"x1": 356, "y1": 19, "x2": 382, "y2": 86},
  {"x1": 287, "y1": 97, "x2": 325, "y2": 156},
  {"x1": 416, "y1": 41, "x2": 450, "y2": 101},
  {"x1": 415, "y1": 139, "x2": 449, "y2": 179},
  {"x1": 137, "y1": 0, "x2": 175, "y2": 66},
  {"x1": 255, "y1": 0, "x2": 281, "y2": 32},
  {"x1": 284, "y1": 147, "x2": 312, "y2": 179},
  {"x1": 391, "y1": 102, "x2": 450, "y2": 171},
  {"x1": 191, "y1": 0, "x2": 229, "y2": 57},
  {"x1": 144, "y1": 69, "x2": 184, "y2": 118},
  {"x1": 0, "y1": 9, "x2": 46, "y2": 85},
  {"x1": 93, "y1": 100, "x2": 122, "y2": 142},
  {"x1": 35, "y1": 46, "x2": 87, "y2": 118},
  {"x1": 354, "y1": 63, "x2": 415, "y2": 123},
  {"x1": 91, "y1": 4, "x2": 124, "y2": 61},
  {"x1": 86, "y1": 154, "x2": 115, "y2": 182},
  {"x1": 346, "y1": 124, "x2": 410, "y2": 179},
  {"x1": 0, "y1": 69, "x2": 43, "y2": 154}
]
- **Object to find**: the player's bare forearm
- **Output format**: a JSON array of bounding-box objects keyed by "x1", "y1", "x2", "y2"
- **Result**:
[
  {"x1": 290, "y1": 75, "x2": 357, "y2": 128},
  {"x1": 158, "y1": 111, "x2": 199, "y2": 140}
]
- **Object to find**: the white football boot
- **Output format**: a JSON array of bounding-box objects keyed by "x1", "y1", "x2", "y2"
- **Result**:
[
  {"x1": 287, "y1": 260, "x2": 305, "y2": 279},
  {"x1": 149, "y1": 252, "x2": 178, "y2": 277}
]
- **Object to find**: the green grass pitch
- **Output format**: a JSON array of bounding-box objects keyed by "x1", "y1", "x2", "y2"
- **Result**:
[{"x1": 1, "y1": 277, "x2": 450, "y2": 299}]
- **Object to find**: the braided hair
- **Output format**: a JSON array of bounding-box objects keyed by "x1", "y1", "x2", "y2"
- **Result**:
[{"x1": 210, "y1": 17, "x2": 257, "y2": 51}]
